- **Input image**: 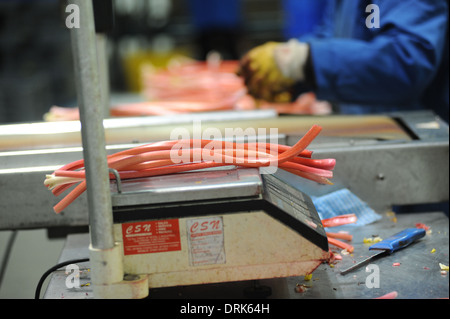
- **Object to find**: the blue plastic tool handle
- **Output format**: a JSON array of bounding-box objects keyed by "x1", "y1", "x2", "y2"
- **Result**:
[{"x1": 369, "y1": 228, "x2": 426, "y2": 254}]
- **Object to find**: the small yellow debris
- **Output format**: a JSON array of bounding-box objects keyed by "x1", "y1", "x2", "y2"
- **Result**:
[
  {"x1": 386, "y1": 211, "x2": 397, "y2": 223},
  {"x1": 439, "y1": 263, "x2": 449, "y2": 271},
  {"x1": 431, "y1": 248, "x2": 436, "y2": 253},
  {"x1": 329, "y1": 264, "x2": 335, "y2": 268},
  {"x1": 304, "y1": 274, "x2": 313, "y2": 281},
  {"x1": 363, "y1": 237, "x2": 382, "y2": 244}
]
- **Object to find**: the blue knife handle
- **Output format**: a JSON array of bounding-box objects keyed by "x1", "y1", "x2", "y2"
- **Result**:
[{"x1": 369, "y1": 228, "x2": 426, "y2": 254}]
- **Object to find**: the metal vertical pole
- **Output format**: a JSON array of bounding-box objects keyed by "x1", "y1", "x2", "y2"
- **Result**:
[
  {"x1": 96, "y1": 34, "x2": 110, "y2": 118},
  {"x1": 93, "y1": 0, "x2": 114, "y2": 119},
  {"x1": 69, "y1": 0, "x2": 114, "y2": 250}
]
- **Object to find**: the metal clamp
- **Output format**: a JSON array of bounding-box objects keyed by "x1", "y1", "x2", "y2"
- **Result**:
[{"x1": 109, "y1": 168, "x2": 122, "y2": 194}]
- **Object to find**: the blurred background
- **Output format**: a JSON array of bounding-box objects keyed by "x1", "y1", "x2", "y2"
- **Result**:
[{"x1": 0, "y1": 0, "x2": 328, "y2": 124}]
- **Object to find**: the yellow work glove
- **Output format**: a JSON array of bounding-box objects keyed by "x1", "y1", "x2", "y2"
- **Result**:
[{"x1": 238, "y1": 39, "x2": 309, "y2": 103}]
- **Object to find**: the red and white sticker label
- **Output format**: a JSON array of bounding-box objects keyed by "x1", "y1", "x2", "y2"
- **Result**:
[
  {"x1": 186, "y1": 216, "x2": 225, "y2": 266},
  {"x1": 122, "y1": 219, "x2": 181, "y2": 256}
]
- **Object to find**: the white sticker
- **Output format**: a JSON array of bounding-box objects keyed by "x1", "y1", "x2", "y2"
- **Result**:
[{"x1": 186, "y1": 216, "x2": 225, "y2": 267}]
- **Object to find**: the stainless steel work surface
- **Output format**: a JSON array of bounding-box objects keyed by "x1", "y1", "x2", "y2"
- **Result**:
[
  {"x1": 43, "y1": 211, "x2": 449, "y2": 299},
  {"x1": 111, "y1": 167, "x2": 263, "y2": 208}
]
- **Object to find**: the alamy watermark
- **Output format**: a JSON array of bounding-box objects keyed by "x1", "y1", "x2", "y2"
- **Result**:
[
  {"x1": 65, "y1": 264, "x2": 81, "y2": 288},
  {"x1": 366, "y1": 4, "x2": 380, "y2": 29},
  {"x1": 169, "y1": 120, "x2": 280, "y2": 174},
  {"x1": 64, "y1": 3, "x2": 379, "y2": 30},
  {"x1": 65, "y1": 4, "x2": 80, "y2": 29},
  {"x1": 65, "y1": 3, "x2": 379, "y2": 30},
  {"x1": 365, "y1": 264, "x2": 380, "y2": 288}
]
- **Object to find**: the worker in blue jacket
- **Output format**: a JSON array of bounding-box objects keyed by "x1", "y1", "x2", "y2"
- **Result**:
[{"x1": 239, "y1": 0, "x2": 449, "y2": 122}]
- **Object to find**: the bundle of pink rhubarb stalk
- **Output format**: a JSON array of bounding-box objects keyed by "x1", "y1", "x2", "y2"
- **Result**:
[{"x1": 44, "y1": 125, "x2": 335, "y2": 214}]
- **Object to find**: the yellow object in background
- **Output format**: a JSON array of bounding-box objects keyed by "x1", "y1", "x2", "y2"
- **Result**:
[{"x1": 122, "y1": 49, "x2": 191, "y2": 92}]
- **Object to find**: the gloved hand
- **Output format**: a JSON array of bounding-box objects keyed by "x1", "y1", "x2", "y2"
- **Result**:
[{"x1": 237, "y1": 39, "x2": 310, "y2": 102}]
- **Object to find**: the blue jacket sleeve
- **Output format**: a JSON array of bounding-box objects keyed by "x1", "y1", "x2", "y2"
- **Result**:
[{"x1": 304, "y1": 0, "x2": 448, "y2": 107}]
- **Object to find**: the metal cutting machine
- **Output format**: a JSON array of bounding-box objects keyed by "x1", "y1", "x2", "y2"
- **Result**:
[{"x1": 94, "y1": 167, "x2": 329, "y2": 298}]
